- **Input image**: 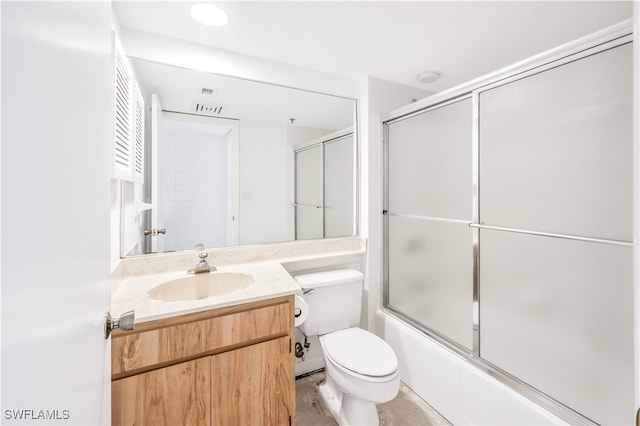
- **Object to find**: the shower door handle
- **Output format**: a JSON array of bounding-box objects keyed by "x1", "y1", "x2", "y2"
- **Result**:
[{"x1": 292, "y1": 203, "x2": 321, "y2": 209}]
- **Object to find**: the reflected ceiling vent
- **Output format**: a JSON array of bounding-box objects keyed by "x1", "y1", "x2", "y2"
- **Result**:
[
  {"x1": 193, "y1": 101, "x2": 226, "y2": 116},
  {"x1": 201, "y1": 87, "x2": 215, "y2": 95}
]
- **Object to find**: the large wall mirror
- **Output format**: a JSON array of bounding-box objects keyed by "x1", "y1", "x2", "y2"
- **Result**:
[{"x1": 120, "y1": 57, "x2": 357, "y2": 257}]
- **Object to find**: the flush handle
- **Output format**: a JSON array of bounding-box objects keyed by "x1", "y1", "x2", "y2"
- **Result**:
[{"x1": 104, "y1": 311, "x2": 135, "y2": 339}]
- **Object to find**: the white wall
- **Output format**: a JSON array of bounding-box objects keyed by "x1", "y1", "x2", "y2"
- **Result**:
[
  {"x1": 120, "y1": 29, "x2": 358, "y2": 99},
  {"x1": 121, "y1": 181, "x2": 145, "y2": 256},
  {"x1": 288, "y1": 126, "x2": 336, "y2": 149}
]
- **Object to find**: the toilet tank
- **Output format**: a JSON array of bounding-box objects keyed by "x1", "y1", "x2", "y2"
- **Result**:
[{"x1": 295, "y1": 269, "x2": 364, "y2": 336}]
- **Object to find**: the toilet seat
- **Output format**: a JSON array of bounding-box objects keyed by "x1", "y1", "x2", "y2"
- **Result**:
[{"x1": 322, "y1": 328, "x2": 398, "y2": 377}]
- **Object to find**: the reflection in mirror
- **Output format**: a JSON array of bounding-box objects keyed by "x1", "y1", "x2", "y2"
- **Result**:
[
  {"x1": 294, "y1": 130, "x2": 354, "y2": 240},
  {"x1": 120, "y1": 58, "x2": 356, "y2": 257}
]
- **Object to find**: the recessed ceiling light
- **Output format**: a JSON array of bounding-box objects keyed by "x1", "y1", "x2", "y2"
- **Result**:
[
  {"x1": 416, "y1": 70, "x2": 443, "y2": 84},
  {"x1": 190, "y1": 3, "x2": 228, "y2": 27}
]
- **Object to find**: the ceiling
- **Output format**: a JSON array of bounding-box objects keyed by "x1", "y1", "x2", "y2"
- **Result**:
[{"x1": 112, "y1": 1, "x2": 632, "y2": 92}]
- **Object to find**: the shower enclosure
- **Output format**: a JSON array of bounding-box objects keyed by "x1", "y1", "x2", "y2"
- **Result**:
[
  {"x1": 294, "y1": 130, "x2": 355, "y2": 240},
  {"x1": 383, "y1": 23, "x2": 634, "y2": 425}
]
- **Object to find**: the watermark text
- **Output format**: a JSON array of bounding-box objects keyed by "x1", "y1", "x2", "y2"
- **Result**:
[{"x1": 4, "y1": 409, "x2": 70, "y2": 421}]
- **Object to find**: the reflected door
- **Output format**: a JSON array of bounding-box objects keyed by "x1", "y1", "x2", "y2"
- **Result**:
[
  {"x1": 156, "y1": 112, "x2": 234, "y2": 252},
  {"x1": 150, "y1": 94, "x2": 164, "y2": 253}
]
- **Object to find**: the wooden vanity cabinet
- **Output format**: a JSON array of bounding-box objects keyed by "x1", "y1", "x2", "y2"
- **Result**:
[
  {"x1": 111, "y1": 295, "x2": 295, "y2": 426},
  {"x1": 112, "y1": 357, "x2": 211, "y2": 425}
]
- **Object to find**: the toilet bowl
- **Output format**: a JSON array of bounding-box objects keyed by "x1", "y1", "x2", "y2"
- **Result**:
[
  {"x1": 318, "y1": 328, "x2": 400, "y2": 425},
  {"x1": 294, "y1": 269, "x2": 401, "y2": 426}
]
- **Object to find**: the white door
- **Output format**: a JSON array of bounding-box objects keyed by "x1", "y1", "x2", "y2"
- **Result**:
[
  {"x1": 226, "y1": 123, "x2": 240, "y2": 247},
  {"x1": 2, "y1": 2, "x2": 112, "y2": 424},
  {"x1": 152, "y1": 110, "x2": 238, "y2": 251}
]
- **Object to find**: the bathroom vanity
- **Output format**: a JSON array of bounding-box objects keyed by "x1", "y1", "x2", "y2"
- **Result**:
[
  {"x1": 109, "y1": 237, "x2": 366, "y2": 425},
  {"x1": 111, "y1": 295, "x2": 295, "y2": 425}
]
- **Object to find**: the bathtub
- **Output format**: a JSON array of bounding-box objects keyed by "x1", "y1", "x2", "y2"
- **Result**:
[{"x1": 376, "y1": 311, "x2": 567, "y2": 425}]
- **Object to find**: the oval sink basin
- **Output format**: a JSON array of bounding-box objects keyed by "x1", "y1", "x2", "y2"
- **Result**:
[{"x1": 148, "y1": 272, "x2": 254, "y2": 302}]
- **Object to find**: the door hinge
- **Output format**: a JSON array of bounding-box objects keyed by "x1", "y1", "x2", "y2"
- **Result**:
[{"x1": 382, "y1": 210, "x2": 389, "y2": 216}]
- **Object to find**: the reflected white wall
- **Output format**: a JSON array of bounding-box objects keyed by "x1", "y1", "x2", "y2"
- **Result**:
[{"x1": 239, "y1": 120, "x2": 289, "y2": 245}]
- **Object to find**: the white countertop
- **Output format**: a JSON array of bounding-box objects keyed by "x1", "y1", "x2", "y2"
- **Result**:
[{"x1": 111, "y1": 261, "x2": 301, "y2": 323}]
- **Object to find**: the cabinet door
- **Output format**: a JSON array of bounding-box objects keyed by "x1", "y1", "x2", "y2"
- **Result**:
[
  {"x1": 211, "y1": 336, "x2": 294, "y2": 426},
  {"x1": 112, "y1": 357, "x2": 211, "y2": 426}
]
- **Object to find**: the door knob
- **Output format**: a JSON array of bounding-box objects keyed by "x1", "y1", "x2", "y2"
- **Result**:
[{"x1": 104, "y1": 311, "x2": 135, "y2": 339}]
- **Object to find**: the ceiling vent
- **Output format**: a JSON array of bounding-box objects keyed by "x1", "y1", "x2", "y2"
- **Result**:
[{"x1": 193, "y1": 102, "x2": 226, "y2": 116}]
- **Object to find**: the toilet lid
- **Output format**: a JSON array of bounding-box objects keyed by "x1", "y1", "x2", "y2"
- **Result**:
[{"x1": 323, "y1": 328, "x2": 398, "y2": 377}]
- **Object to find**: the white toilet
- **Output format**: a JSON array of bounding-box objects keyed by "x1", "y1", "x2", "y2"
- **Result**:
[{"x1": 295, "y1": 269, "x2": 400, "y2": 426}]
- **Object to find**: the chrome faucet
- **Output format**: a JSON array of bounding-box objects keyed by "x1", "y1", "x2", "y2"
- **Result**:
[{"x1": 188, "y1": 244, "x2": 216, "y2": 274}]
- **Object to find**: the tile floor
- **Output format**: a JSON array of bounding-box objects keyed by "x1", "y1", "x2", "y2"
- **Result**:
[{"x1": 295, "y1": 371, "x2": 451, "y2": 425}]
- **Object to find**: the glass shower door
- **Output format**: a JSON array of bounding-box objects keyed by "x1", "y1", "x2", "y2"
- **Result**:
[
  {"x1": 294, "y1": 145, "x2": 323, "y2": 240},
  {"x1": 385, "y1": 97, "x2": 474, "y2": 350},
  {"x1": 294, "y1": 131, "x2": 355, "y2": 240},
  {"x1": 324, "y1": 134, "x2": 354, "y2": 238},
  {"x1": 382, "y1": 32, "x2": 634, "y2": 425},
  {"x1": 476, "y1": 42, "x2": 634, "y2": 424}
]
